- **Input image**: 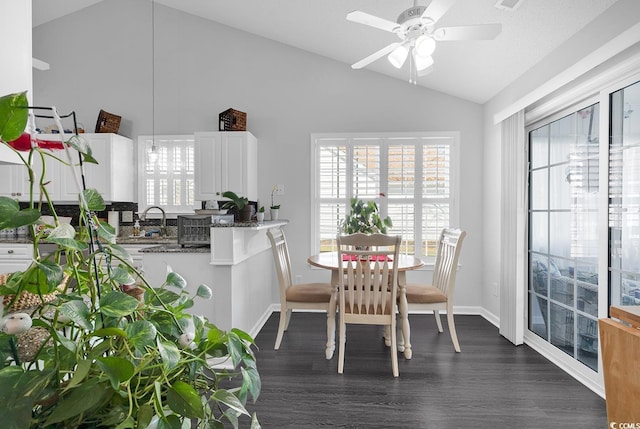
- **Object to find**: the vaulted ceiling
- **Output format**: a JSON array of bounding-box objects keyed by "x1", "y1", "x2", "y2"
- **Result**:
[{"x1": 32, "y1": 0, "x2": 620, "y2": 104}]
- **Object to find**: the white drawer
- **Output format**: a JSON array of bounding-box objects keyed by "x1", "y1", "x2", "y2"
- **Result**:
[{"x1": 0, "y1": 243, "x2": 31, "y2": 259}]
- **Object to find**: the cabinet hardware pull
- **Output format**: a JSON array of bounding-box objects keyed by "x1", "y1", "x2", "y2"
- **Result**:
[{"x1": 8, "y1": 250, "x2": 14, "y2": 254}]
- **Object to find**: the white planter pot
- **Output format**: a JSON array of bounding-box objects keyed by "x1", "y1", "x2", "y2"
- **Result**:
[
  {"x1": 256, "y1": 212, "x2": 265, "y2": 223},
  {"x1": 270, "y1": 208, "x2": 279, "y2": 221}
]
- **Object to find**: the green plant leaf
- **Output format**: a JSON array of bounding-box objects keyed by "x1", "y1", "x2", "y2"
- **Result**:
[
  {"x1": 136, "y1": 405, "x2": 154, "y2": 429},
  {"x1": 148, "y1": 312, "x2": 181, "y2": 338},
  {"x1": 96, "y1": 356, "x2": 135, "y2": 390},
  {"x1": 33, "y1": 259, "x2": 65, "y2": 293},
  {"x1": 109, "y1": 244, "x2": 134, "y2": 265},
  {"x1": 212, "y1": 389, "x2": 249, "y2": 417},
  {"x1": 99, "y1": 290, "x2": 141, "y2": 318},
  {"x1": 157, "y1": 339, "x2": 181, "y2": 371},
  {"x1": 158, "y1": 415, "x2": 183, "y2": 429},
  {"x1": 241, "y1": 365, "x2": 261, "y2": 403},
  {"x1": 150, "y1": 288, "x2": 182, "y2": 306},
  {"x1": 96, "y1": 218, "x2": 116, "y2": 243},
  {"x1": 166, "y1": 271, "x2": 187, "y2": 289},
  {"x1": 0, "y1": 91, "x2": 28, "y2": 142},
  {"x1": 167, "y1": 380, "x2": 205, "y2": 419},
  {"x1": 207, "y1": 326, "x2": 225, "y2": 346},
  {"x1": 196, "y1": 284, "x2": 213, "y2": 299},
  {"x1": 110, "y1": 265, "x2": 136, "y2": 286},
  {"x1": 66, "y1": 135, "x2": 98, "y2": 164},
  {"x1": 0, "y1": 367, "x2": 54, "y2": 429},
  {"x1": 64, "y1": 358, "x2": 92, "y2": 390},
  {"x1": 0, "y1": 197, "x2": 41, "y2": 230},
  {"x1": 60, "y1": 300, "x2": 93, "y2": 330},
  {"x1": 43, "y1": 379, "x2": 112, "y2": 426},
  {"x1": 226, "y1": 331, "x2": 245, "y2": 367},
  {"x1": 92, "y1": 327, "x2": 128, "y2": 338},
  {"x1": 83, "y1": 188, "x2": 106, "y2": 211},
  {"x1": 124, "y1": 320, "x2": 157, "y2": 352}
]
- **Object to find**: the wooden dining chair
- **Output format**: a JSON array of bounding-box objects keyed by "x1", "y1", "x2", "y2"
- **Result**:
[
  {"x1": 336, "y1": 233, "x2": 402, "y2": 377},
  {"x1": 267, "y1": 227, "x2": 337, "y2": 359},
  {"x1": 403, "y1": 227, "x2": 466, "y2": 352}
]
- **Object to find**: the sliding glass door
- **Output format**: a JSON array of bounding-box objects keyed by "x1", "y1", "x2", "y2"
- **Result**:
[
  {"x1": 609, "y1": 80, "x2": 640, "y2": 307},
  {"x1": 528, "y1": 103, "x2": 600, "y2": 371},
  {"x1": 526, "y1": 76, "x2": 640, "y2": 374}
]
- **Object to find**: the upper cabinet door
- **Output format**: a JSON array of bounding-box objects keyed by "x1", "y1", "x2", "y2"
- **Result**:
[
  {"x1": 194, "y1": 131, "x2": 257, "y2": 202},
  {"x1": 24, "y1": 133, "x2": 134, "y2": 203}
]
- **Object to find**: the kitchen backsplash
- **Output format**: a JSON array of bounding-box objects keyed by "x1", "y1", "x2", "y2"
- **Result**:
[{"x1": 18, "y1": 202, "x2": 178, "y2": 236}]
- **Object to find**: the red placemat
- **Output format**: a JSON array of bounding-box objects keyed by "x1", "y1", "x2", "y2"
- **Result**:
[{"x1": 342, "y1": 255, "x2": 392, "y2": 261}]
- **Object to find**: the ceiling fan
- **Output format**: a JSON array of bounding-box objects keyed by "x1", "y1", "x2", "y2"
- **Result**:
[{"x1": 347, "y1": 0, "x2": 502, "y2": 83}]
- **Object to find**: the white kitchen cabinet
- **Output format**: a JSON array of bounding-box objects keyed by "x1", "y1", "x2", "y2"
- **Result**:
[
  {"x1": 30, "y1": 133, "x2": 134, "y2": 203},
  {"x1": 0, "y1": 163, "x2": 30, "y2": 201},
  {"x1": 0, "y1": 243, "x2": 32, "y2": 274},
  {"x1": 194, "y1": 131, "x2": 257, "y2": 202}
]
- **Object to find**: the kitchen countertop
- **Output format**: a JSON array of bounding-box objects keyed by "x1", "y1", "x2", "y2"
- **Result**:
[{"x1": 141, "y1": 244, "x2": 210, "y2": 253}]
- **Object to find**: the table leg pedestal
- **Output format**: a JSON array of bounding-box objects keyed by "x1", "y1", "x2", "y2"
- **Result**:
[{"x1": 398, "y1": 276, "x2": 412, "y2": 359}]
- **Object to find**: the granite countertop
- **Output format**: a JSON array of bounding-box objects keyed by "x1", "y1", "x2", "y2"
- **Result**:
[{"x1": 140, "y1": 244, "x2": 210, "y2": 253}]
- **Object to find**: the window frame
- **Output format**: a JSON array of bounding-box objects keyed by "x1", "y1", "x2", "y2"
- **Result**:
[
  {"x1": 137, "y1": 134, "x2": 196, "y2": 217},
  {"x1": 310, "y1": 131, "x2": 459, "y2": 262}
]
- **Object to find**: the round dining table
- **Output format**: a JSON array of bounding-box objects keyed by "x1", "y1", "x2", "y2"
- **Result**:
[{"x1": 307, "y1": 252, "x2": 424, "y2": 359}]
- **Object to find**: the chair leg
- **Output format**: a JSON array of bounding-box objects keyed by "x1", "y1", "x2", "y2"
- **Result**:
[
  {"x1": 434, "y1": 309, "x2": 444, "y2": 333},
  {"x1": 446, "y1": 304, "x2": 461, "y2": 352},
  {"x1": 284, "y1": 309, "x2": 293, "y2": 330},
  {"x1": 325, "y1": 298, "x2": 337, "y2": 360},
  {"x1": 338, "y1": 322, "x2": 346, "y2": 374},
  {"x1": 274, "y1": 308, "x2": 288, "y2": 350},
  {"x1": 390, "y1": 322, "x2": 399, "y2": 377}
]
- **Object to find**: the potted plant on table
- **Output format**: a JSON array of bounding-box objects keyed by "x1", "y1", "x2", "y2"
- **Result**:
[
  {"x1": 0, "y1": 92, "x2": 261, "y2": 428},
  {"x1": 220, "y1": 191, "x2": 253, "y2": 222},
  {"x1": 340, "y1": 197, "x2": 393, "y2": 234}
]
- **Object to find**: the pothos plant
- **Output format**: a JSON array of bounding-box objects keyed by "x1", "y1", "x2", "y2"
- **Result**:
[
  {"x1": 0, "y1": 92, "x2": 261, "y2": 429},
  {"x1": 340, "y1": 197, "x2": 392, "y2": 235}
]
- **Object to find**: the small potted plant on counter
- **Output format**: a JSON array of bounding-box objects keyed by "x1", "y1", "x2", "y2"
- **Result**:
[
  {"x1": 270, "y1": 186, "x2": 280, "y2": 221},
  {"x1": 256, "y1": 206, "x2": 265, "y2": 223},
  {"x1": 220, "y1": 190, "x2": 253, "y2": 222}
]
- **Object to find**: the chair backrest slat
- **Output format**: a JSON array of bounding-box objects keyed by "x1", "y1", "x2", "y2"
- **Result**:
[
  {"x1": 337, "y1": 233, "x2": 401, "y2": 317},
  {"x1": 432, "y1": 228, "x2": 467, "y2": 297}
]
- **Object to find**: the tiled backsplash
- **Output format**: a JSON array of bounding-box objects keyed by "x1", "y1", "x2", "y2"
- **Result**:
[{"x1": 18, "y1": 201, "x2": 178, "y2": 237}]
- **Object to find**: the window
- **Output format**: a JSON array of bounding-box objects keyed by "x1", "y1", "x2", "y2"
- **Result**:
[
  {"x1": 137, "y1": 135, "x2": 195, "y2": 214},
  {"x1": 311, "y1": 132, "x2": 459, "y2": 260}
]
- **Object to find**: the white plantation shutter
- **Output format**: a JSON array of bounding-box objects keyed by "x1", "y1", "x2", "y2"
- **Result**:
[
  {"x1": 138, "y1": 135, "x2": 195, "y2": 214},
  {"x1": 312, "y1": 132, "x2": 459, "y2": 259}
]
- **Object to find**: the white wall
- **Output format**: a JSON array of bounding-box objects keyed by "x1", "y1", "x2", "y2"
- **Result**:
[
  {"x1": 482, "y1": 0, "x2": 640, "y2": 321},
  {"x1": 32, "y1": 0, "x2": 485, "y2": 308}
]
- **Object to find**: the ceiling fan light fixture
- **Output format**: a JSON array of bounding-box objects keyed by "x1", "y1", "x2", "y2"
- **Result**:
[
  {"x1": 413, "y1": 51, "x2": 434, "y2": 71},
  {"x1": 414, "y1": 35, "x2": 436, "y2": 58},
  {"x1": 388, "y1": 45, "x2": 409, "y2": 69}
]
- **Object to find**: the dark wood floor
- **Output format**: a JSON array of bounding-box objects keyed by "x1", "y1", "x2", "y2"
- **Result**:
[{"x1": 244, "y1": 312, "x2": 607, "y2": 428}]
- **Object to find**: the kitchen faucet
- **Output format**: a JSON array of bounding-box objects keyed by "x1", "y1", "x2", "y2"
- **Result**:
[{"x1": 140, "y1": 206, "x2": 167, "y2": 237}]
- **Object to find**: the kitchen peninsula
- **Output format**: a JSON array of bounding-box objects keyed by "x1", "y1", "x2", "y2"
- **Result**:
[{"x1": 140, "y1": 220, "x2": 288, "y2": 336}]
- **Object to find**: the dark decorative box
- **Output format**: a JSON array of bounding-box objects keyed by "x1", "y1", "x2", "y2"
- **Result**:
[
  {"x1": 95, "y1": 109, "x2": 121, "y2": 134},
  {"x1": 218, "y1": 108, "x2": 246, "y2": 131}
]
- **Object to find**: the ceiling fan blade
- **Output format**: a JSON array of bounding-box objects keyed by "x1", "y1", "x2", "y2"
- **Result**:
[
  {"x1": 346, "y1": 10, "x2": 400, "y2": 33},
  {"x1": 421, "y1": 0, "x2": 456, "y2": 24},
  {"x1": 434, "y1": 24, "x2": 502, "y2": 41},
  {"x1": 351, "y1": 42, "x2": 402, "y2": 69}
]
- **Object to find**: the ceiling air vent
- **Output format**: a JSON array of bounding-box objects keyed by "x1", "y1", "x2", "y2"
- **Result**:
[{"x1": 494, "y1": 0, "x2": 523, "y2": 11}]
